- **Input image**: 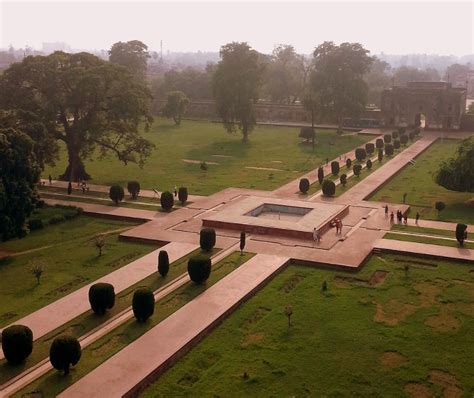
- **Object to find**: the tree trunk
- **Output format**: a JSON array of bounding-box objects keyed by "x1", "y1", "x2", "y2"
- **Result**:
[
  {"x1": 242, "y1": 125, "x2": 249, "y2": 143},
  {"x1": 59, "y1": 141, "x2": 91, "y2": 181}
]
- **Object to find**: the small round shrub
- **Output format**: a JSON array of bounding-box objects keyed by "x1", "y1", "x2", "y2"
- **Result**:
[
  {"x1": 317, "y1": 167, "x2": 324, "y2": 184},
  {"x1": 50, "y1": 335, "x2": 81, "y2": 375},
  {"x1": 400, "y1": 135, "x2": 408, "y2": 145},
  {"x1": 321, "y1": 179, "x2": 336, "y2": 196},
  {"x1": 187, "y1": 254, "x2": 212, "y2": 284},
  {"x1": 366, "y1": 159, "x2": 372, "y2": 170},
  {"x1": 200, "y1": 228, "x2": 216, "y2": 252},
  {"x1": 375, "y1": 138, "x2": 384, "y2": 149},
  {"x1": 378, "y1": 149, "x2": 384, "y2": 162},
  {"x1": 346, "y1": 158, "x2": 352, "y2": 169},
  {"x1": 299, "y1": 178, "x2": 310, "y2": 194},
  {"x1": 88, "y1": 283, "x2": 115, "y2": 315},
  {"x1": 365, "y1": 143, "x2": 375, "y2": 155},
  {"x1": 340, "y1": 174, "x2": 347, "y2": 186},
  {"x1": 391, "y1": 130, "x2": 399, "y2": 139},
  {"x1": 330, "y1": 161, "x2": 340, "y2": 176},
  {"x1": 127, "y1": 181, "x2": 140, "y2": 199},
  {"x1": 353, "y1": 164, "x2": 362, "y2": 177},
  {"x1": 158, "y1": 250, "x2": 169, "y2": 277},
  {"x1": 383, "y1": 134, "x2": 392, "y2": 144},
  {"x1": 49, "y1": 214, "x2": 66, "y2": 225},
  {"x1": 178, "y1": 187, "x2": 188, "y2": 205},
  {"x1": 385, "y1": 144, "x2": 394, "y2": 156},
  {"x1": 398, "y1": 127, "x2": 406, "y2": 135},
  {"x1": 109, "y1": 185, "x2": 124, "y2": 205},
  {"x1": 393, "y1": 139, "x2": 401, "y2": 149},
  {"x1": 28, "y1": 218, "x2": 44, "y2": 231},
  {"x1": 355, "y1": 148, "x2": 367, "y2": 161},
  {"x1": 435, "y1": 201, "x2": 446, "y2": 213},
  {"x1": 160, "y1": 191, "x2": 174, "y2": 211},
  {"x1": 1, "y1": 325, "x2": 33, "y2": 364},
  {"x1": 132, "y1": 288, "x2": 155, "y2": 322}
]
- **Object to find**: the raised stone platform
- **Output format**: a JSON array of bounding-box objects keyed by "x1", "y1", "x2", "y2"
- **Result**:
[{"x1": 202, "y1": 196, "x2": 348, "y2": 240}]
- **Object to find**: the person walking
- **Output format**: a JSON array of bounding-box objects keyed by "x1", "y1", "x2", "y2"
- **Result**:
[
  {"x1": 174, "y1": 185, "x2": 178, "y2": 198},
  {"x1": 390, "y1": 211, "x2": 394, "y2": 224},
  {"x1": 403, "y1": 213, "x2": 408, "y2": 225},
  {"x1": 313, "y1": 228, "x2": 318, "y2": 245},
  {"x1": 384, "y1": 205, "x2": 389, "y2": 217},
  {"x1": 48, "y1": 174, "x2": 52, "y2": 185},
  {"x1": 415, "y1": 212, "x2": 420, "y2": 225}
]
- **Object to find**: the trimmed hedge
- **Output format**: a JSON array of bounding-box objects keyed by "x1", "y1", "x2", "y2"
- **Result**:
[
  {"x1": 393, "y1": 139, "x2": 401, "y2": 149},
  {"x1": 200, "y1": 228, "x2": 216, "y2": 252},
  {"x1": 383, "y1": 134, "x2": 392, "y2": 144},
  {"x1": 187, "y1": 254, "x2": 212, "y2": 284},
  {"x1": 127, "y1": 181, "x2": 140, "y2": 199},
  {"x1": 1, "y1": 325, "x2": 33, "y2": 364},
  {"x1": 378, "y1": 148, "x2": 384, "y2": 162},
  {"x1": 160, "y1": 191, "x2": 174, "y2": 211},
  {"x1": 330, "y1": 161, "x2": 340, "y2": 176},
  {"x1": 391, "y1": 130, "x2": 399, "y2": 139},
  {"x1": 109, "y1": 185, "x2": 124, "y2": 205},
  {"x1": 340, "y1": 173, "x2": 347, "y2": 186},
  {"x1": 353, "y1": 164, "x2": 362, "y2": 177},
  {"x1": 375, "y1": 138, "x2": 384, "y2": 149},
  {"x1": 299, "y1": 178, "x2": 310, "y2": 194},
  {"x1": 400, "y1": 134, "x2": 408, "y2": 145},
  {"x1": 317, "y1": 167, "x2": 324, "y2": 184},
  {"x1": 50, "y1": 335, "x2": 81, "y2": 375},
  {"x1": 132, "y1": 288, "x2": 155, "y2": 322},
  {"x1": 366, "y1": 159, "x2": 372, "y2": 170},
  {"x1": 355, "y1": 148, "x2": 367, "y2": 161},
  {"x1": 346, "y1": 158, "x2": 352, "y2": 169},
  {"x1": 178, "y1": 187, "x2": 188, "y2": 205},
  {"x1": 322, "y1": 179, "x2": 336, "y2": 196},
  {"x1": 385, "y1": 144, "x2": 394, "y2": 156},
  {"x1": 88, "y1": 283, "x2": 115, "y2": 315},
  {"x1": 158, "y1": 250, "x2": 170, "y2": 277},
  {"x1": 365, "y1": 142, "x2": 375, "y2": 154}
]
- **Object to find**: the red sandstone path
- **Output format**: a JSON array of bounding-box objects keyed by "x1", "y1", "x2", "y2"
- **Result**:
[
  {"x1": 0, "y1": 242, "x2": 198, "y2": 351},
  {"x1": 59, "y1": 254, "x2": 289, "y2": 398}
]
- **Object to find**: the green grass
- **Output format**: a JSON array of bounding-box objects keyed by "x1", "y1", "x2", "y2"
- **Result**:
[
  {"x1": 141, "y1": 254, "x2": 474, "y2": 397},
  {"x1": 391, "y1": 224, "x2": 455, "y2": 237},
  {"x1": 384, "y1": 232, "x2": 474, "y2": 250},
  {"x1": 0, "y1": 247, "x2": 217, "y2": 385},
  {"x1": 15, "y1": 252, "x2": 254, "y2": 397},
  {"x1": 0, "y1": 215, "x2": 153, "y2": 327},
  {"x1": 370, "y1": 139, "x2": 473, "y2": 224},
  {"x1": 42, "y1": 119, "x2": 371, "y2": 196}
]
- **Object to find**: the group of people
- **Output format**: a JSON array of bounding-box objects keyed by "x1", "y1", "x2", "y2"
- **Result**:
[
  {"x1": 385, "y1": 205, "x2": 420, "y2": 225},
  {"x1": 312, "y1": 217, "x2": 344, "y2": 245}
]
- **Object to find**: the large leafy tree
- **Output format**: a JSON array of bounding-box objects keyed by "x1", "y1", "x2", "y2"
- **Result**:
[
  {"x1": 0, "y1": 127, "x2": 40, "y2": 241},
  {"x1": 365, "y1": 57, "x2": 391, "y2": 106},
  {"x1": 0, "y1": 52, "x2": 154, "y2": 181},
  {"x1": 109, "y1": 40, "x2": 149, "y2": 79},
  {"x1": 162, "y1": 91, "x2": 189, "y2": 125},
  {"x1": 212, "y1": 42, "x2": 264, "y2": 143},
  {"x1": 435, "y1": 137, "x2": 474, "y2": 192},
  {"x1": 308, "y1": 42, "x2": 373, "y2": 132},
  {"x1": 392, "y1": 66, "x2": 440, "y2": 86}
]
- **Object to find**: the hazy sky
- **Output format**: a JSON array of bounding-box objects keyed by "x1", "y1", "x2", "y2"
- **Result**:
[{"x1": 1, "y1": 0, "x2": 473, "y2": 55}]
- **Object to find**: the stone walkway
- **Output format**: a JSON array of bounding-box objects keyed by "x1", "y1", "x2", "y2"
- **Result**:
[
  {"x1": 0, "y1": 241, "x2": 198, "y2": 349},
  {"x1": 59, "y1": 254, "x2": 289, "y2": 398},
  {"x1": 374, "y1": 238, "x2": 473, "y2": 262}
]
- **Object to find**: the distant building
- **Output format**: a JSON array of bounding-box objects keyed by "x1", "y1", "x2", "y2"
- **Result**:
[{"x1": 381, "y1": 82, "x2": 467, "y2": 130}]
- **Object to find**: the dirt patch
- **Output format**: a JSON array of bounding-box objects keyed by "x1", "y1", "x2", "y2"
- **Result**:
[
  {"x1": 0, "y1": 311, "x2": 17, "y2": 324},
  {"x1": 379, "y1": 351, "x2": 408, "y2": 368},
  {"x1": 414, "y1": 283, "x2": 440, "y2": 305},
  {"x1": 104, "y1": 252, "x2": 140, "y2": 267},
  {"x1": 455, "y1": 303, "x2": 474, "y2": 317},
  {"x1": 211, "y1": 154, "x2": 233, "y2": 158},
  {"x1": 242, "y1": 331, "x2": 265, "y2": 347},
  {"x1": 404, "y1": 382, "x2": 432, "y2": 398},
  {"x1": 182, "y1": 159, "x2": 219, "y2": 165},
  {"x1": 178, "y1": 372, "x2": 200, "y2": 387},
  {"x1": 424, "y1": 308, "x2": 461, "y2": 332},
  {"x1": 369, "y1": 270, "x2": 388, "y2": 286},
  {"x1": 429, "y1": 370, "x2": 463, "y2": 398},
  {"x1": 374, "y1": 300, "x2": 418, "y2": 326},
  {"x1": 280, "y1": 273, "x2": 306, "y2": 293},
  {"x1": 241, "y1": 306, "x2": 271, "y2": 329},
  {"x1": 245, "y1": 166, "x2": 284, "y2": 172}
]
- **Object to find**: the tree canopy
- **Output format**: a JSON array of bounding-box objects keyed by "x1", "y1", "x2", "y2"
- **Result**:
[
  {"x1": 435, "y1": 137, "x2": 474, "y2": 192},
  {"x1": 0, "y1": 127, "x2": 40, "y2": 241},
  {"x1": 308, "y1": 41, "x2": 373, "y2": 132},
  {"x1": 212, "y1": 42, "x2": 264, "y2": 142},
  {"x1": 0, "y1": 51, "x2": 154, "y2": 181},
  {"x1": 162, "y1": 91, "x2": 189, "y2": 125},
  {"x1": 108, "y1": 40, "x2": 149, "y2": 79}
]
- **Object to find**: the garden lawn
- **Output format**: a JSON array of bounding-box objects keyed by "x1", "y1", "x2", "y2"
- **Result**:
[
  {"x1": 15, "y1": 252, "x2": 254, "y2": 398},
  {"x1": 0, "y1": 215, "x2": 153, "y2": 327},
  {"x1": 42, "y1": 119, "x2": 371, "y2": 195},
  {"x1": 370, "y1": 139, "x2": 473, "y2": 224},
  {"x1": 141, "y1": 254, "x2": 474, "y2": 397},
  {"x1": 384, "y1": 232, "x2": 474, "y2": 250}
]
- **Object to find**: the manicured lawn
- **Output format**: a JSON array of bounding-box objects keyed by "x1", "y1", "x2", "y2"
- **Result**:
[
  {"x1": 0, "y1": 215, "x2": 153, "y2": 327},
  {"x1": 42, "y1": 119, "x2": 370, "y2": 195},
  {"x1": 141, "y1": 254, "x2": 474, "y2": 397},
  {"x1": 384, "y1": 232, "x2": 474, "y2": 250},
  {"x1": 15, "y1": 252, "x2": 254, "y2": 397},
  {"x1": 370, "y1": 139, "x2": 473, "y2": 224}
]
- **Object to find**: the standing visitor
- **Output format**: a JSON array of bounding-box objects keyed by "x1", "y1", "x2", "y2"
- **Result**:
[
  {"x1": 48, "y1": 174, "x2": 52, "y2": 185},
  {"x1": 415, "y1": 212, "x2": 420, "y2": 225},
  {"x1": 390, "y1": 212, "x2": 394, "y2": 224},
  {"x1": 174, "y1": 185, "x2": 178, "y2": 198}
]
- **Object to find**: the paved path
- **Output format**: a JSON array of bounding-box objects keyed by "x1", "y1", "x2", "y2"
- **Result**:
[
  {"x1": 0, "y1": 242, "x2": 198, "y2": 349},
  {"x1": 374, "y1": 238, "x2": 473, "y2": 263},
  {"x1": 59, "y1": 254, "x2": 289, "y2": 398},
  {"x1": 336, "y1": 135, "x2": 437, "y2": 203}
]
